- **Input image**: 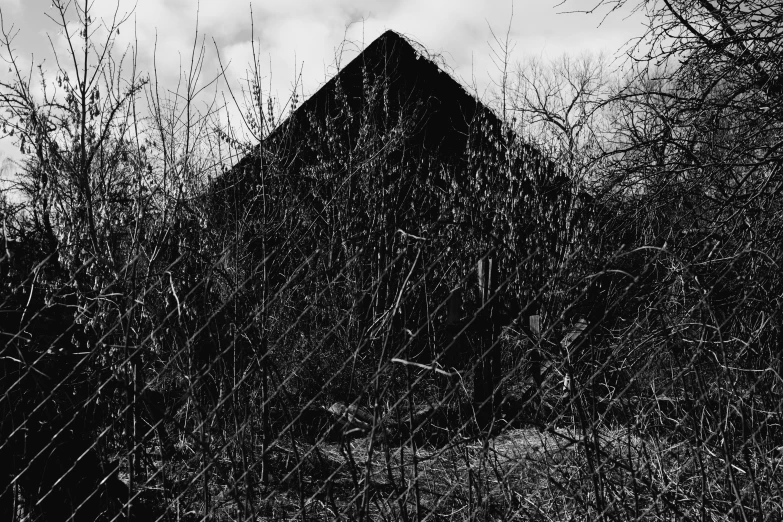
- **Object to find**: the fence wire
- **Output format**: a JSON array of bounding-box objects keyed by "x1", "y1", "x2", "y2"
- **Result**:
[
  {"x1": 2, "y1": 30, "x2": 783, "y2": 521},
  {"x1": 3, "y1": 193, "x2": 783, "y2": 522}
]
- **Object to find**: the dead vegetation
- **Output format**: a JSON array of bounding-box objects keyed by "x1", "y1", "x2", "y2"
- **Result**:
[{"x1": 3, "y1": 0, "x2": 783, "y2": 520}]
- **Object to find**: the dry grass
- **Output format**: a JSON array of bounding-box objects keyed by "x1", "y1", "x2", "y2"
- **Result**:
[
  {"x1": 130, "y1": 417, "x2": 783, "y2": 521},
  {"x1": 241, "y1": 427, "x2": 626, "y2": 520},
  {"x1": 237, "y1": 423, "x2": 780, "y2": 521}
]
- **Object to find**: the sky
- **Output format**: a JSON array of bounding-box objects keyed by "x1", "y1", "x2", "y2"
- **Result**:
[{"x1": 0, "y1": 0, "x2": 647, "y2": 167}]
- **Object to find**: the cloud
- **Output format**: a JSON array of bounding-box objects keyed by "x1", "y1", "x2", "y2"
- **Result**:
[
  {"x1": 0, "y1": 0, "x2": 646, "y2": 165},
  {"x1": 0, "y1": 0, "x2": 21, "y2": 12},
  {"x1": 90, "y1": 0, "x2": 643, "y2": 108}
]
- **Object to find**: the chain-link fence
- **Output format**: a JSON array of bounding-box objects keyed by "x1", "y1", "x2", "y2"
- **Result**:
[
  {"x1": 3, "y1": 8, "x2": 783, "y2": 522},
  {"x1": 4, "y1": 189, "x2": 783, "y2": 522}
]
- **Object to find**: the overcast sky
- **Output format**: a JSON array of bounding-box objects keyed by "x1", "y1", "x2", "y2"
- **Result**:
[{"x1": 0, "y1": 0, "x2": 646, "y2": 165}]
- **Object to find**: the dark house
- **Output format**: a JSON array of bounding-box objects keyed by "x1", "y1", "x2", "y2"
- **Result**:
[{"x1": 208, "y1": 30, "x2": 577, "y2": 405}]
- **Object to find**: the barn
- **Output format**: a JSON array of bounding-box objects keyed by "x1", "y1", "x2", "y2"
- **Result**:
[{"x1": 207, "y1": 29, "x2": 583, "y2": 410}]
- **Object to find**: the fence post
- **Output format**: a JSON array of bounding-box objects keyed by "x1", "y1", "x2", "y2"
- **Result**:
[{"x1": 473, "y1": 257, "x2": 502, "y2": 416}]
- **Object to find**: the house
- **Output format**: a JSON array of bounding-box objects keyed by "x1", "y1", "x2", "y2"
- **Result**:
[{"x1": 209, "y1": 30, "x2": 579, "y2": 406}]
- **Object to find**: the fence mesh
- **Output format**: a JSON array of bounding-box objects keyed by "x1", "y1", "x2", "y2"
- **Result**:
[
  {"x1": 4, "y1": 154, "x2": 782, "y2": 521},
  {"x1": 2, "y1": 25, "x2": 783, "y2": 522}
]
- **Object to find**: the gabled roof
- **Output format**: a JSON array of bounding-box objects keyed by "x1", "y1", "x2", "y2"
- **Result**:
[
  {"x1": 212, "y1": 29, "x2": 564, "y2": 229},
  {"x1": 230, "y1": 29, "x2": 503, "y2": 174},
  {"x1": 291, "y1": 30, "x2": 494, "y2": 141}
]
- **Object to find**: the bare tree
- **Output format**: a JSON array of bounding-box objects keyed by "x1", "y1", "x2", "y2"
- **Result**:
[{"x1": 512, "y1": 53, "x2": 614, "y2": 182}]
